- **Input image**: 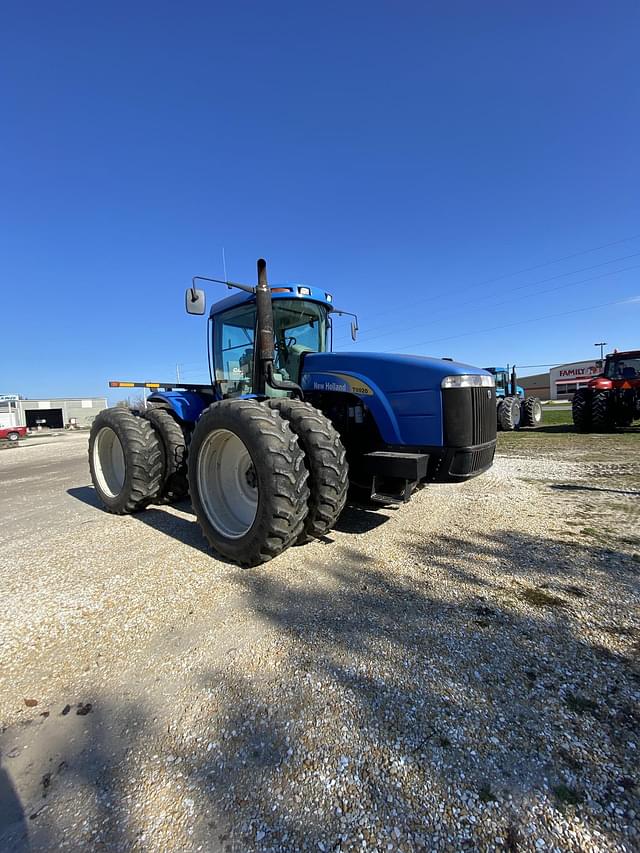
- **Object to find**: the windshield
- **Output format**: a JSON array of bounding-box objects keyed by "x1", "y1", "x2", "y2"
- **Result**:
[
  {"x1": 212, "y1": 299, "x2": 329, "y2": 396},
  {"x1": 493, "y1": 371, "x2": 508, "y2": 391},
  {"x1": 273, "y1": 299, "x2": 329, "y2": 381},
  {"x1": 604, "y1": 357, "x2": 640, "y2": 379}
]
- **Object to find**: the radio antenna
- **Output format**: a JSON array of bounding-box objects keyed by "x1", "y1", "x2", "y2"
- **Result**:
[{"x1": 222, "y1": 247, "x2": 228, "y2": 283}]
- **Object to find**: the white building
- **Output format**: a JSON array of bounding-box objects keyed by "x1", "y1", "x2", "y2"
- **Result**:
[
  {"x1": 0, "y1": 395, "x2": 107, "y2": 429},
  {"x1": 548, "y1": 360, "x2": 602, "y2": 400}
]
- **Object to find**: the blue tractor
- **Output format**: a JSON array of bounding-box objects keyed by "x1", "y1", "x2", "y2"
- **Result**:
[
  {"x1": 89, "y1": 259, "x2": 497, "y2": 565},
  {"x1": 484, "y1": 366, "x2": 542, "y2": 431}
]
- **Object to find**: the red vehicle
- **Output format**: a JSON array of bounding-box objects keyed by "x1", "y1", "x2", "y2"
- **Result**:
[
  {"x1": 0, "y1": 425, "x2": 27, "y2": 442},
  {"x1": 573, "y1": 349, "x2": 640, "y2": 431}
]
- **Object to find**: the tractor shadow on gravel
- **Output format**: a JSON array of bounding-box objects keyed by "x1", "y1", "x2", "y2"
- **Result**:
[
  {"x1": 67, "y1": 487, "x2": 391, "y2": 551},
  {"x1": 129, "y1": 499, "x2": 391, "y2": 558},
  {"x1": 551, "y1": 483, "x2": 640, "y2": 497},
  {"x1": 67, "y1": 485, "x2": 104, "y2": 509},
  {"x1": 4, "y1": 529, "x2": 638, "y2": 852},
  {"x1": 55, "y1": 489, "x2": 640, "y2": 849},
  {"x1": 173, "y1": 530, "x2": 640, "y2": 850}
]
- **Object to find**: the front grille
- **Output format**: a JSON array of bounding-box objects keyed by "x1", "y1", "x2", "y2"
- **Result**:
[
  {"x1": 442, "y1": 387, "x2": 497, "y2": 447},
  {"x1": 450, "y1": 444, "x2": 496, "y2": 477},
  {"x1": 470, "y1": 386, "x2": 496, "y2": 445}
]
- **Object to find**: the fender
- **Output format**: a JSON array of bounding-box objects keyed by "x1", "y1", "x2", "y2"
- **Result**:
[
  {"x1": 301, "y1": 367, "x2": 406, "y2": 444},
  {"x1": 589, "y1": 377, "x2": 613, "y2": 391},
  {"x1": 147, "y1": 390, "x2": 209, "y2": 423}
]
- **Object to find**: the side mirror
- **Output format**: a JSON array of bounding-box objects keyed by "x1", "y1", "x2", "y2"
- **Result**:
[
  {"x1": 185, "y1": 287, "x2": 206, "y2": 315},
  {"x1": 350, "y1": 320, "x2": 359, "y2": 342}
]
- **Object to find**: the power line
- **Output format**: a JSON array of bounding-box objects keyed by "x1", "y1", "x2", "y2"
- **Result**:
[
  {"x1": 514, "y1": 363, "x2": 562, "y2": 369},
  {"x1": 334, "y1": 256, "x2": 640, "y2": 348},
  {"x1": 382, "y1": 294, "x2": 638, "y2": 353},
  {"x1": 334, "y1": 231, "x2": 640, "y2": 340}
]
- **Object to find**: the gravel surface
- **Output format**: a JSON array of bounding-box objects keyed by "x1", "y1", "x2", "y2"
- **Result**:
[{"x1": 0, "y1": 429, "x2": 639, "y2": 852}]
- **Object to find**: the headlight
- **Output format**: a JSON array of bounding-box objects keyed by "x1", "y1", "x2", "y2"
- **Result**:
[{"x1": 441, "y1": 374, "x2": 495, "y2": 389}]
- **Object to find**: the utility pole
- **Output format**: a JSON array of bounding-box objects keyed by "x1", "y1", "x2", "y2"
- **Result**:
[
  {"x1": 594, "y1": 341, "x2": 608, "y2": 360},
  {"x1": 176, "y1": 363, "x2": 181, "y2": 384}
]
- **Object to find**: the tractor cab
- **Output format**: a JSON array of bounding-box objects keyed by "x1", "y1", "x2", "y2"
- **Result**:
[
  {"x1": 209, "y1": 286, "x2": 333, "y2": 397},
  {"x1": 484, "y1": 367, "x2": 524, "y2": 399},
  {"x1": 601, "y1": 351, "x2": 640, "y2": 384}
]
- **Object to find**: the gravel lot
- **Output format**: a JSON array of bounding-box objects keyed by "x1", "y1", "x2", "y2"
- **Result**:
[{"x1": 1, "y1": 427, "x2": 639, "y2": 852}]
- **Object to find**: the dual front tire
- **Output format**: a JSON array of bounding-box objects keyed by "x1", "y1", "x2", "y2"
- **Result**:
[{"x1": 187, "y1": 399, "x2": 348, "y2": 565}]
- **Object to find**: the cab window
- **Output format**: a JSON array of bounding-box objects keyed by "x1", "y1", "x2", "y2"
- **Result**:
[
  {"x1": 604, "y1": 358, "x2": 640, "y2": 379},
  {"x1": 213, "y1": 304, "x2": 256, "y2": 396}
]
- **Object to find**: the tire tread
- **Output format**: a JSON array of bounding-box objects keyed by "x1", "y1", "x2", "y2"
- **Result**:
[{"x1": 268, "y1": 399, "x2": 348, "y2": 542}]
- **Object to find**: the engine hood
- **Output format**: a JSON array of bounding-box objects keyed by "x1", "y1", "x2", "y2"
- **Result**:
[
  {"x1": 301, "y1": 352, "x2": 493, "y2": 447},
  {"x1": 302, "y1": 351, "x2": 490, "y2": 393}
]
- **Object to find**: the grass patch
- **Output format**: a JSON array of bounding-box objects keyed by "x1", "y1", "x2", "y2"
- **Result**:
[
  {"x1": 519, "y1": 587, "x2": 566, "y2": 608},
  {"x1": 564, "y1": 693, "x2": 598, "y2": 715},
  {"x1": 543, "y1": 409, "x2": 574, "y2": 426},
  {"x1": 552, "y1": 783, "x2": 583, "y2": 806},
  {"x1": 561, "y1": 585, "x2": 588, "y2": 598},
  {"x1": 478, "y1": 783, "x2": 497, "y2": 803}
]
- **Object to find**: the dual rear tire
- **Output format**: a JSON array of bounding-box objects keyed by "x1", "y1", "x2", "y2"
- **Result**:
[
  {"x1": 572, "y1": 389, "x2": 615, "y2": 432},
  {"x1": 497, "y1": 396, "x2": 542, "y2": 430},
  {"x1": 498, "y1": 396, "x2": 522, "y2": 431},
  {"x1": 522, "y1": 397, "x2": 543, "y2": 428},
  {"x1": 89, "y1": 408, "x2": 165, "y2": 514},
  {"x1": 89, "y1": 407, "x2": 188, "y2": 513}
]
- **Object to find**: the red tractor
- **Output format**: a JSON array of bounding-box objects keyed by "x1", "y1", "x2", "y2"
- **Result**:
[{"x1": 572, "y1": 350, "x2": 640, "y2": 432}]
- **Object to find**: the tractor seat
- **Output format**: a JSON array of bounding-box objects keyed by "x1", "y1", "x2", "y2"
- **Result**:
[{"x1": 285, "y1": 344, "x2": 313, "y2": 382}]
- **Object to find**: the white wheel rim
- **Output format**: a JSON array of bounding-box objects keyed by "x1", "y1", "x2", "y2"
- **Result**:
[
  {"x1": 196, "y1": 428, "x2": 258, "y2": 539},
  {"x1": 93, "y1": 427, "x2": 126, "y2": 497},
  {"x1": 513, "y1": 402, "x2": 521, "y2": 426}
]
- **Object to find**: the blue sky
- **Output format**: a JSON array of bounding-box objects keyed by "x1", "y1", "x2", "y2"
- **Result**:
[{"x1": 1, "y1": 1, "x2": 639, "y2": 401}]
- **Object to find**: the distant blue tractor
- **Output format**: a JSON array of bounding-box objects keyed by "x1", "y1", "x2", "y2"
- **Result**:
[
  {"x1": 89, "y1": 259, "x2": 497, "y2": 565},
  {"x1": 484, "y1": 366, "x2": 542, "y2": 431}
]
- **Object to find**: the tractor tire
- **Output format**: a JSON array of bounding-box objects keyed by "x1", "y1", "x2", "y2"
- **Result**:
[
  {"x1": 522, "y1": 397, "x2": 543, "y2": 428},
  {"x1": 188, "y1": 399, "x2": 309, "y2": 566},
  {"x1": 267, "y1": 398, "x2": 348, "y2": 542},
  {"x1": 89, "y1": 407, "x2": 164, "y2": 514},
  {"x1": 142, "y1": 408, "x2": 189, "y2": 503},
  {"x1": 572, "y1": 389, "x2": 592, "y2": 432},
  {"x1": 7, "y1": 431, "x2": 19, "y2": 442},
  {"x1": 498, "y1": 396, "x2": 522, "y2": 431},
  {"x1": 591, "y1": 390, "x2": 614, "y2": 432}
]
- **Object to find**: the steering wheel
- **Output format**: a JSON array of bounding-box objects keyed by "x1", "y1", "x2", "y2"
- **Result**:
[{"x1": 275, "y1": 336, "x2": 297, "y2": 353}]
